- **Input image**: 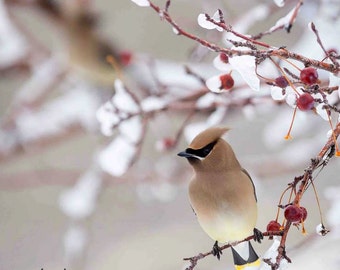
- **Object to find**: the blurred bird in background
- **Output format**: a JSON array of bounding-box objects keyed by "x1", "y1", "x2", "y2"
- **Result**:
[
  {"x1": 37, "y1": 0, "x2": 121, "y2": 86},
  {"x1": 178, "y1": 127, "x2": 263, "y2": 270}
]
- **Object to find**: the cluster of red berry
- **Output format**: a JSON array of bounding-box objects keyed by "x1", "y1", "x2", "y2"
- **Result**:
[
  {"x1": 274, "y1": 67, "x2": 318, "y2": 111},
  {"x1": 267, "y1": 205, "x2": 308, "y2": 232},
  {"x1": 297, "y1": 67, "x2": 318, "y2": 111}
]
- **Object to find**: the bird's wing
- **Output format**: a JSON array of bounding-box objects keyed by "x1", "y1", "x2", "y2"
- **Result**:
[
  {"x1": 190, "y1": 205, "x2": 197, "y2": 216},
  {"x1": 241, "y1": 168, "x2": 257, "y2": 202}
]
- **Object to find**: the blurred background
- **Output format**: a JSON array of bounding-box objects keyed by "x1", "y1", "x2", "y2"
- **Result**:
[{"x1": 1, "y1": 0, "x2": 340, "y2": 270}]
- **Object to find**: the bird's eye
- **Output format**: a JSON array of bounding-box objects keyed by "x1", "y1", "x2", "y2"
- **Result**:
[{"x1": 185, "y1": 141, "x2": 217, "y2": 159}]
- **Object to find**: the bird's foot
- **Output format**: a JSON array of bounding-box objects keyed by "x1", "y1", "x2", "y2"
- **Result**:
[
  {"x1": 212, "y1": 241, "x2": 222, "y2": 260},
  {"x1": 253, "y1": 228, "x2": 264, "y2": 243}
]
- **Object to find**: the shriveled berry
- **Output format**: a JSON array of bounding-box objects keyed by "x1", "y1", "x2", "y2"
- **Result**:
[
  {"x1": 284, "y1": 205, "x2": 303, "y2": 222},
  {"x1": 267, "y1": 220, "x2": 281, "y2": 232},
  {"x1": 219, "y1": 53, "x2": 229, "y2": 64},
  {"x1": 275, "y1": 76, "x2": 288, "y2": 88},
  {"x1": 326, "y1": 48, "x2": 338, "y2": 56},
  {"x1": 300, "y1": 67, "x2": 318, "y2": 85},
  {"x1": 297, "y1": 93, "x2": 314, "y2": 111},
  {"x1": 219, "y1": 73, "x2": 234, "y2": 90}
]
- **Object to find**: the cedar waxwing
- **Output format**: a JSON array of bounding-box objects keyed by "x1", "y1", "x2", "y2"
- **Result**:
[
  {"x1": 64, "y1": 11, "x2": 119, "y2": 86},
  {"x1": 38, "y1": 0, "x2": 120, "y2": 86},
  {"x1": 178, "y1": 127, "x2": 263, "y2": 270}
]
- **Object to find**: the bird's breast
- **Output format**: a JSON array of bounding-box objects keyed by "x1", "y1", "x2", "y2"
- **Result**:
[{"x1": 188, "y1": 174, "x2": 257, "y2": 243}]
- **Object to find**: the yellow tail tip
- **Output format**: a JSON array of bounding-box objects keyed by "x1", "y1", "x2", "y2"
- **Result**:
[{"x1": 235, "y1": 258, "x2": 261, "y2": 270}]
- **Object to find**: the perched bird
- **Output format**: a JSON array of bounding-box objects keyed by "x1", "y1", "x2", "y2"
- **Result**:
[{"x1": 178, "y1": 127, "x2": 263, "y2": 269}]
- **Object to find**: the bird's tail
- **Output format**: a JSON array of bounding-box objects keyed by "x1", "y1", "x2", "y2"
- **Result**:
[{"x1": 231, "y1": 241, "x2": 261, "y2": 270}]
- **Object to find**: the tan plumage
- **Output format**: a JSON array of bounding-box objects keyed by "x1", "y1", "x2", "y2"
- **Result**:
[{"x1": 178, "y1": 127, "x2": 261, "y2": 269}]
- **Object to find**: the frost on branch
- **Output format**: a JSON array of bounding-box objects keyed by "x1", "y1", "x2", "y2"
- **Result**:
[
  {"x1": 96, "y1": 79, "x2": 143, "y2": 176},
  {"x1": 229, "y1": 53, "x2": 260, "y2": 91},
  {"x1": 98, "y1": 135, "x2": 138, "y2": 177},
  {"x1": 261, "y1": 237, "x2": 289, "y2": 270},
  {"x1": 59, "y1": 169, "x2": 102, "y2": 219}
]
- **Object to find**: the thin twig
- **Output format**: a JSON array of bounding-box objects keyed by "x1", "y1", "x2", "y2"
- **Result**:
[{"x1": 147, "y1": 1, "x2": 339, "y2": 74}]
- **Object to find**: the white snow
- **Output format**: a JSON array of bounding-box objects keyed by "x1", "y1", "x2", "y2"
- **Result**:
[
  {"x1": 112, "y1": 79, "x2": 139, "y2": 114},
  {"x1": 96, "y1": 79, "x2": 142, "y2": 137},
  {"x1": 271, "y1": 86, "x2": 286, "y2": 101},
  {"x1": 260, "y1": 237, "x2": 289, "y2": 269},
  {"x1": 118, "y1": 116, "x2": 143, "y2": 144},
  {"x1": 96, "y1": 101, "x2": 120, "y2": 136},
  {"x1": 213, "y1": 54, "x2": 230, "y2": 71},
  {"x1": 270, "y1": 6, "x2": 297, "y2": 32},
  {"x1": 285, "y1": 92, "x2": 297, "y2": 108},
  {"x1": 130, "y1": 0, "x2": 150, "y2": 7},
  {"x1": 141, "y1": 96, "x2": 167, "y2": 112},
  {"x1": 59, "y1": 169, "x2": 102, "y2": 219},
  {"x1": 172, "y1": 27, "x2": 180, "y2": 35},
  {"x1": 63, "y1": 225, "x2": 88, "y2": 260},
  {"x1": 197, "y1": 10, "x2": 223, "y2": 32},
  {"x1": 98, "y1": 135, "x2": 136, "y2": 177},
  {"x1": 196, "y1": 92, "x2": 218, "y2": 109},
  {"x1": 273, "y1": 0, "x2": 285, "y2": 7},
  {"x1": 206, "y1": 74, "x2": 224, "y2": 93},
  {"x1": 15, "y1": 86, "x2": 100, "y2": 142},
  {"x1": 229, "y1": 53, "x2": 260, "y2": 91}
]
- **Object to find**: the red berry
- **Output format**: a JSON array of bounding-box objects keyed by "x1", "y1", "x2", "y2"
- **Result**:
[
  {"x1": 300, "y1": 206, "x2": 307, "y2": 222},
  {"x1": 275, "y1": 76, "x2": 289, "y2": 88},
  {"x1": 293, "y1": 206, "x2": 308, "y2": 224},
  {"x1": 163, "y1": 138, "x2": 175, "y2": 149},
  {"x1": 119, "y1": 51, "x2": 133, "y2": 66},
  {"x1": 267, "y1": 220, "x2": 281, "y2": 232},
  {"x1": 156, "y1": 137, "x2": 175, "y2": 151},
  {"x1": 297, "y1": 93, "x2": 314, "y2": 111},
  {"x1": 219, "y1": 53, "x2": 229, "y2": 64},
  {"x1": 300, "y1": 67, "x2": 318, "y2": 85},
  {"x1": 219, "y1": 73, "x2": 234, "y2": 90},
  {"x1": 284, "y1": 205, "x2": 303, "y2": 222}
]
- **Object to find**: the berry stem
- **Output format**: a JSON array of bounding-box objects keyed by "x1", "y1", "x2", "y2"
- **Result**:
[
  {"x1": 285, "y1": 106, "x2": 298, "y2": 140},
  {"x1": 269, "y1": 57, "x2": 300, "y2": 95},
  {"x1": 106, "y1": 55, "x2": 124, "y2": 81},
  {"x1": 309, "y1": 178, "x2": 325, "y2": 225},
  {"x1": 276, "y1": 186, "x2": 292, "y2": 221}
]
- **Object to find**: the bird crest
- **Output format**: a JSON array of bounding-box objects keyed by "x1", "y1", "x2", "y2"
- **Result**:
[{"x1": 189, "y1": 127, "x2": 230, "y2": 150}]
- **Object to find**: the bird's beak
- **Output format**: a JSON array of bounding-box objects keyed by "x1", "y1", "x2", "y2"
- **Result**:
[{"x1": 177, "y1": 151, "x2": 196, "y2": 159}]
